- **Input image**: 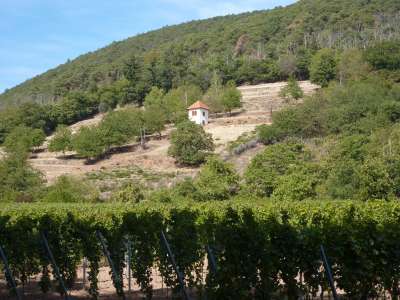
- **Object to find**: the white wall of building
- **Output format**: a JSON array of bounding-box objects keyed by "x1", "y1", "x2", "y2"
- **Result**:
[{"x1": 188, "y1": 108, "x2": 209, "y2": 125}]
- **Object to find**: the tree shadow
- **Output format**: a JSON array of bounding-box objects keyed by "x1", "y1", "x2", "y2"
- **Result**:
[{"x1": 84, "y1": 144, "x2": 142, "y2": 165}]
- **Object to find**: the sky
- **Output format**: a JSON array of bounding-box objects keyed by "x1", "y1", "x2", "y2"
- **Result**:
[{"x1": 0, "y1": 0, "x2": 296, "y2": 93}]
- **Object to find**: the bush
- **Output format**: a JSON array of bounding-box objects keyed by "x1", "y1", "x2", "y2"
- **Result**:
[
  {"x1": 337, "y1": 49, "x2": 370, "y2": 84},
  {"x1": 279, "y1": 76, "x2": 304, "y2": 100},
  {"x1": 257, "y1": 124, "x2": 283, "y2": 145},
  {"x1": 168, "y1": 120, "x2": 214, "y2": 166},
  {"x1": 357, "y1": 158, "x2": 393, "y2": 200},
  {"x1": 272, "y1": 164, "x2": 320, "y2": 201},
  {"x1": 112, "y1": 182, "x2": 145, "y2": 203},
  {"x1": 228, "y1": 131, "x2": 258, "y2": 154},
  {"x1": 172, "y1": 177, "x2": 197, "y2": 198},
  {"x1": 42, "y1": 175, "x2": 99, "y2": 203},
  {"x1": 194, "y1": 157, "x2": 240, "y2": 201},
  {"x1": 244, "y1": 141, "x2": 309, "y2": 197}
]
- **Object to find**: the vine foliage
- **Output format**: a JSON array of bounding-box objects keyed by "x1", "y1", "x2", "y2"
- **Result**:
[{"x1": 1, "y1": 201, "x2": 400, "y2": 299}]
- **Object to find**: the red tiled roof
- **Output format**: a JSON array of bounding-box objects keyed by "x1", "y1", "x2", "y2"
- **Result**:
[{"x1": 187, "y1": 101, "x2": 209, "y2": 110}]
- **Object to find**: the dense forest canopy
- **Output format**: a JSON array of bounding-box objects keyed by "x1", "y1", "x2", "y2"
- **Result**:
[{"x1": 0, "y1": 0, "x2": 399, "y2": 106}]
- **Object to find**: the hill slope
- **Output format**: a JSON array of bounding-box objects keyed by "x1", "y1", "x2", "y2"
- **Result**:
[{"x1": 1, "y1": 0, "x2": 399, "y2": 106}]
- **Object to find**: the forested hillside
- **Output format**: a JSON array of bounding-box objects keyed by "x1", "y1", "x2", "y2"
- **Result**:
[{"x1": 1, "y1": 0, "x2": 399, "y2": 106}]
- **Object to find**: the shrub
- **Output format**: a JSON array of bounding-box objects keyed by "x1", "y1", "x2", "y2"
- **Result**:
[
  {"x1": 357, "y1": 158, "x2": 393, "y2": 200},
  {"x1": 168, "y1": 120, "x2": 214, "y2": 166},
  {"x1": 112, "y1": 182, "x2": 145, "y2": 203},
  {"x1": 272, "y1": 164, "x2": 320, "y2": 201},
  {"x1": 232, "y1": 139, "x2": 258, "y2": 155},
  {"x1": 244, "y1": 141, "x2": 309, "y2": 197},
  {"x1": 194, "y1": 157, "x2": 240, "y2": 201},
  {"x1": 257, "y1": 124, "x2": 283, "y2": 145},
  {"x1": 172, "y1": 177, "x2": 197, "y2": 198},
  {"x1": 228, "y1": 131, "x2": 258, "y2": 154},
  {"x1": 279, "y1": 76, "x2": 304, "y2": 100},
  {"x1": 42, "y1": 175, "x2": 99, "y2": 203},
  {"x1": 337, "y1": 49, "x2": 370, "y2": 84}
]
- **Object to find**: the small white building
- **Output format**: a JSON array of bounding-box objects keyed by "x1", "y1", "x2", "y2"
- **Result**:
[{"x1": 187, "y1": 101, "x2": 209, "y2": 125}]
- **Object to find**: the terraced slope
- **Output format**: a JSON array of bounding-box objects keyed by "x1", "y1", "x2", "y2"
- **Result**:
[{"x1": 28, "y1": 81, "x2": 318, "y2": 184}]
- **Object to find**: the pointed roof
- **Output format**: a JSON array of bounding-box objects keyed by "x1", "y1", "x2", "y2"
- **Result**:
[{"x1": 187, "y1": 101, "x2": 209, "y2": 110}]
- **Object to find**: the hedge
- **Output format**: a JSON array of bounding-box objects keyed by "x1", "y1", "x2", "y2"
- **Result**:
[{"x1": 1, "y1": 200, "x2": 400, "y2": 299}]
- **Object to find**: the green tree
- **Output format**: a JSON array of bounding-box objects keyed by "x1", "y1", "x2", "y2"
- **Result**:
[
  {"x1": 203, "y1": 72, "x2": 224, "y2": 112},
  {"x1": 48, "y1": 125, "x2": 72, "y2": 155},
  {"x1": 309, "y1": 48, "x2": 337, "y2": 87},
  {"x1": 99, "y1": 109, "x2": 140, "y2": 148},
  {"x1": 72, "y1": 126, "x2": 106, "y2": 160},
  {"x1": 194, "y1": 157, "x2": 240, "y2": 201},
  {"x1": 221, "y1": 81, "x2": 242, "y2": 115},
  {"x1": 124, "y1": 55, "x2": 142, "y2": 82},
  {"x1": 279, "y1": 76, "x2": 304, "y2": 100},
  {"x1": 0, "y1": 107, "x2": 22, "y2": 144},
  {"x1": 168, "y1": 120, "x2": 214, "y2": 166},
  {"x1": 143, "y1": 107, "x2": 166, "y2": 137},
  {"x1": 50, "y1": 92, "x2": 98, "y2": 125},
  {"x1": 144, "y1": 86, "x2": 165, "y2": 108},
  {"x1": 337, "y1": 49, "x2": 370, "y2": 84},
  {"x1": 163, "y1": 84, "x2": 202, "y2": 123},
  {"x1": 365, "y1": 41, "x2": 400, "y2": 70},
  {"x1": 18, "y1": 102, "x2": 54, "y2": 133},
  {"x1": 123, "y1": 55, "x2": 151, "y2": 105},
  {"x1": 0, "y1": 150, "x2": 43, "y2": 202},
  {"x1": 4, "y1": 126, "x2": 45, "y2": 153}
]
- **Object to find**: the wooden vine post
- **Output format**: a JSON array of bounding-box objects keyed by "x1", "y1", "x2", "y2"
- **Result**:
[
  {"x1": 320, "y1": 245, "x2": 339, "y2": 300},
  {"x1": 40, "y1": 232, "x2": 70, "y2": 300},
  {"x1": 0, "y1": 245, "x2": 22, "y2": 300},
  {"x1": 160, "y1": 230, "x2": 191, "y2": 300},
  {"x1": 96, "y1": 231, "x2": 126, "y2": 300}
]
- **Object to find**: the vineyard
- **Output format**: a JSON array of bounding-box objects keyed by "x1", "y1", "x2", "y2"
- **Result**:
[{"x1": 1, "y1": 200, "x2": 400, "y2": 299}]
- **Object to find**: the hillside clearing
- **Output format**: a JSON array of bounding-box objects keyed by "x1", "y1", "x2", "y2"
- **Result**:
[{"x1": 29, "y1": 81, "x2": 319, "y2": 187}]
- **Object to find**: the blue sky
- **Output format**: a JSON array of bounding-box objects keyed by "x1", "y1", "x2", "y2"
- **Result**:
[{"x1": 0, "y1": 0, "x2": 296, "y2": 93}]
